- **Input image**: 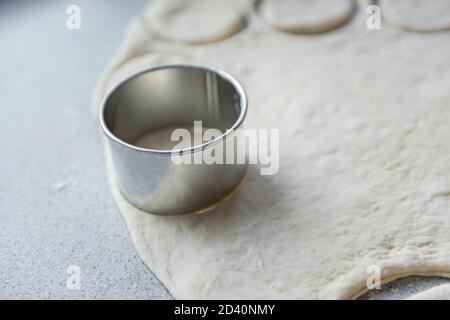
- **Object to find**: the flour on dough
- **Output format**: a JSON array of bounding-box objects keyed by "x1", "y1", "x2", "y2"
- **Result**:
[
  {"x1": 260, "y1": 0, "x2": 355, "y2": 34},
  {"x1": 95, "y1": 2, "x2": 450, "y2": 299},
  {"x1": 408, "y1": 284, "x2": 450, "y2": 300},
  {"x1": 380, "y1": 0, "x2": 450, "y2": 32},
  {"x1": 144, "y1": 0, "x2": 248, "y2": 44}
]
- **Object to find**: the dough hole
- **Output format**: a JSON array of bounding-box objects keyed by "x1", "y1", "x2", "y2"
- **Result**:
[
  {"x1": 260, "y1": 0, "x2": 355, "y2": 34},
  {"x1": 145, "y1": 0, "x2": 249, "y2": 45},
  {"x1": 380, "y1": 0, "x2": 450, "y2": 32}
]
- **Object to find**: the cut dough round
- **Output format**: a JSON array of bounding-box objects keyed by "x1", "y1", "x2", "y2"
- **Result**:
[
  {"x1": 260, "y1": 0, "x2": 355, "y2": 34},
  {"x1": 146, "y1": 0, "x2": 246, "y2": 44},
  {"x1": 380, "y1": 0, "x2": 450, "y2": 32}
]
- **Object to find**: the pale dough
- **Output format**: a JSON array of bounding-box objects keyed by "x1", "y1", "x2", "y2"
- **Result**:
[
  {"x1": 95, "y1": 1, "x2": 450, "y2": 299},
  {"x1": 144, "y1": 0, "x2": 250, "y2": 44},
  {"x1": 260, "y1": 0, "x2": 355, "y2": 34},
  {"x1": 380, "y1": 0, "x2": 450, "y2": 32},
  {"x1": 408, "y1": 284, "x2": 450, "y2": 300},
  {"x1": 133, "y1": 126, "x2": 207, "y2": 151}
]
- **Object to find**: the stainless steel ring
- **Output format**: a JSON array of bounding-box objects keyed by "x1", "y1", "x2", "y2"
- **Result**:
[{"x1": 100, "y1": 63, "x2": 248, "y2": 215}]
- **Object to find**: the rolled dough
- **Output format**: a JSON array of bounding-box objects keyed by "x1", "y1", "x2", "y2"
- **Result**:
[
  {"x1": 260, "y1": 0, "x2": 355, "y2": 34},
  {"x1": 380, "y1": 0, "x2": 450, "y2": 32},
  {"x1": 95, "y1": 1, "x2": 450, "y2": 299}
]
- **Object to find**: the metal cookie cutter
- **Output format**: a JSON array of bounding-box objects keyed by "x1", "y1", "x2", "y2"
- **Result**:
[{"x1": 100, "y1": 64, "x2": 248, "y2": 215}]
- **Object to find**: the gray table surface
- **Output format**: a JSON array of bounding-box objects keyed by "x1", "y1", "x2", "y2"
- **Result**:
[{"x1": 0, "y1": 0, "x2": 448, "y2": 300}]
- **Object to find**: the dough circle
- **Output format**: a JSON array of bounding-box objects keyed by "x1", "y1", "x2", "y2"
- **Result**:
[
  {"x1": 260, "y1": 0, "x2": 355, "y2": 34},
  {"x1": 146, "y1": 0, "x2": 245, "y2": 44},
  {"x1": 380, "y1": 0, "x2": 450, "y2": 32}
]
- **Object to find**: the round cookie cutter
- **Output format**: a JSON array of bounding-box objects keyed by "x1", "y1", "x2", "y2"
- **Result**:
[{"x1": 100, "y1": 64, "x2": 248, "y2": 215}]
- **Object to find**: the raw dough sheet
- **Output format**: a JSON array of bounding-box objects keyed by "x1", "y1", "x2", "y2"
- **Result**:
[{"x1": 94, "y1": 0, "x2": 450, "y2": 299}]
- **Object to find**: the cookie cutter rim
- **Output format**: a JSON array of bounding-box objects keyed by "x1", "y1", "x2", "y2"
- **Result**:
[{"x1": 99, "y1": 63, "x2": 248, "y2": 156}]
